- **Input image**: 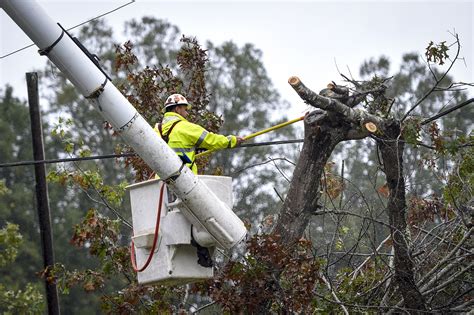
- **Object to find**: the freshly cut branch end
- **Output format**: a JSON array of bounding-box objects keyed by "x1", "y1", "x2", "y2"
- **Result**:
[
  {"x1": 364, "y1": 122, "x2": 377, "y2": 133},
  {"x1": 288, "y1": 76, "x2": 300, "y2": 86}
]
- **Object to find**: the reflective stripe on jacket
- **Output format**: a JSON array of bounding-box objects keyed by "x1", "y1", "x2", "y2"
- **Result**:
[{"x1": 154, "y1": 112, "x2": 237, "y2": 174}]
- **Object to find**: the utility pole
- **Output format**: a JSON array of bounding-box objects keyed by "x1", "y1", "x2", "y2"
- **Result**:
[{"x1": 26, "y1": 72, "x2": 60, "y2": 315}]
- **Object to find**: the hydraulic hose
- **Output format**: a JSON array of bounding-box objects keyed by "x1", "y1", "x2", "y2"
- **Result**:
[{"x1": 130, "y1": 181, "x2": 166, "y2": 272}]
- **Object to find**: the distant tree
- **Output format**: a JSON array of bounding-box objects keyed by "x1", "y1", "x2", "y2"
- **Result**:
[
  {"x1": 0, "y1": 84, "x2": 108, "y2": 312},
  {"x1": 0, "y1": 222, "x2": 44, "y2": 313},
  {"x1": 0, "y1": 86, "x2": 42, "y2": 286}
]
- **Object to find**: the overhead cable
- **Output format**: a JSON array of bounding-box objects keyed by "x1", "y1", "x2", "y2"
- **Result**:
[
  {"x1": 0, "y1": 139, "x2": 304, "y2": 168},
  {"x1": 421, "y1": 98, "x2": 473, "y2": 126}
]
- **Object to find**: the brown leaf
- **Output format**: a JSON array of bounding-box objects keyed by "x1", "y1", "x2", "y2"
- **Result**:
[{"x1": 378, "y1": 183, "x2": 390, "y2": 198}]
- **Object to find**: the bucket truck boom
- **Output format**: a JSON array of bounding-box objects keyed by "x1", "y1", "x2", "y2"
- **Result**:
[{"x1": 1, "y1": 0, "x2": 247, "y2": 282}]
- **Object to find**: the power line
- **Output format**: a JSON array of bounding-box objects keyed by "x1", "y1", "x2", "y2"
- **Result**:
[
  {"x1": 421, "y1": 98, "x2": 474, "y2": 126},
  {"x1": 0, "y1": 139, "x2": 304, "y2": 168},
  {"x1": 0, "y1": 153, "x2": 135, "y2": 168},
  {"x1": 0, "y1": 0, "x2": 135, "y2": 59}
]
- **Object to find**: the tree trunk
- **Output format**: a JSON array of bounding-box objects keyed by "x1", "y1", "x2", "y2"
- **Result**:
[
  {"x1": 250, "y1": 111, "x2": 345, "y2": 313},
  {"x1": 378, "y1": 120, "x2": 427, "y2": 312},
  {"x1": 273, "y1": 111, "x2": 344, "y2": 246}
]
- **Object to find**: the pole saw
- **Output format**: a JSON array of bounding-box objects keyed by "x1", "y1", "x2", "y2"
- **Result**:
[{"x1": 195, "y1": 115, "x2": 305, "y2": 158}]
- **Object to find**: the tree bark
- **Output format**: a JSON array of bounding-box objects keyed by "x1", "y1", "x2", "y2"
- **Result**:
[
  {"x1": 272, "y1": 110, "x2": 345, "y2": 245},
  {"x1": 378, "y1": 120, "x2": 427, "y2": 312}
]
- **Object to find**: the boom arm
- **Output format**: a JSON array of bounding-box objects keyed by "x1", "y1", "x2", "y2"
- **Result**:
[{"x1": 1, "y1": 0, "x2": 246, "y2": 249}]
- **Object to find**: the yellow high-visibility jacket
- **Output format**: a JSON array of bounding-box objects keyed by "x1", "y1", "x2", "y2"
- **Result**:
[{"x1": 154, "y1": 112, "x2": 238, "y2": 174}]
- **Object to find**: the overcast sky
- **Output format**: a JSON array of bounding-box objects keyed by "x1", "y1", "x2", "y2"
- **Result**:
[{"x1": 1, "y1": 0, "x2": 472, "y2": 118}]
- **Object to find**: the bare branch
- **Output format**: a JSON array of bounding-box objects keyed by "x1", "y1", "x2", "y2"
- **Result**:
[
  {"x1": 402, "y1": 34, "x2": 462, "y2": 121},
  {"x1": 313, "y1": 291, "x2": 434, "y2": 314},
  {"x1": 422, "y1": 260, "x2": 474, "y2": 296},
  {"x1": 321, "y1": 274, "x2": 350, "y2": 315},
  {"x1": 231, "y1": 157, "x2": 295, "y2": 176},
  {"x1": 433, "y1": 81, "x2": 474, "y2": 91},
  {"x1": 270, "y1": 156, "x2": 292, "y2": 183},
  {"x1": 313, "y1": 209, "x2": 396, "y2": 229},
  {"x1": 192, "y1": 301, "x2": 216, "y2": 314},
  {"x1": 349, "y1": 235, "x2": 391, "y2": 282},
  {"x1": 413, "y1": 224, "x2": 472, "y2": 254},
  {"x1": 417, "y1": 227, "x2": 473, "y2": 288}
]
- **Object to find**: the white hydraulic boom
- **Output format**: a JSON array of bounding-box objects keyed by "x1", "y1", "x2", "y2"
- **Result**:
[{"x1": 0, "y1": 1, "x2": 246, "y2": 250}]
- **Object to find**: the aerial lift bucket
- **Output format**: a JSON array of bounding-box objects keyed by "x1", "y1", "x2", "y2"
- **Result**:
[{"x1": 127, "y1": 175, "x2": 235, "y2": 285}]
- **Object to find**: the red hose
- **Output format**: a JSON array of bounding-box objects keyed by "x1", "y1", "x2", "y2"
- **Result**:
[{"x1": 130, "y1": 181, "x2": 166, "y2": 272}]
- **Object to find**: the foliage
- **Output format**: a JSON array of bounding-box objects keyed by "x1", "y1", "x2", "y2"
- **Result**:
[
  {"x1": 444, "y1": 144, "x2": 473, "y2": 206},
  {"x1": 0, "y1": 283, "x2": 44, "y2": 315},
  {"x1": 321, "y1": 162, "x2": 344, "y2": 199},
  {"x1": 47, "y1": 169, "x2": 128, "y2": 209},
  {"x1": 194, "y1": 234, "x2": 321, "y2": 313},
  {"x1": 0, "y1": 223, "x2": 44, "y2": 313},
  {"x1": 402, "y1": 116, "x2": 422, "y2": 145},
  {"x1": 114, "y1": 36, "x2": 222, "y2": 180},
  {"x1": 0, "y1": 223, "x2": 23, "y2": 268},
  {"x1": 408, "y1": 196, "x2": 456, "y2": 224},
  {"x1": 0, "y1": 179, "x2": 10, "y2": 196},
  {"x1": 425, "y1": 40, "x2": 449, "y2": 65},
  {"x1": 0, "y1": 85, "x2": 46, "y2": 292}
]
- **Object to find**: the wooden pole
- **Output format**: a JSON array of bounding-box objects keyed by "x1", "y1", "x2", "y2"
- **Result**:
[{"x1": 26, "y1": 72, "x2": 60, "y2": 315}]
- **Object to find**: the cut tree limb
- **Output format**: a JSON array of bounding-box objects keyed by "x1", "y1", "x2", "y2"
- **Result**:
[{"x1": 288, "y1": 76, "x2": 384, "y2": 131}]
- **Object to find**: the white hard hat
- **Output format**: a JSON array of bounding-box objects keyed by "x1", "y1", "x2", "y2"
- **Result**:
[{"x1": 164, "y1": 93, "x2": 191, "y2": 110}]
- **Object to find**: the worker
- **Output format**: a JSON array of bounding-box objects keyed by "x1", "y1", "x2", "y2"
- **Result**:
[{"x1": 155, "y1": 93, "x2": 245, "y2": 174}]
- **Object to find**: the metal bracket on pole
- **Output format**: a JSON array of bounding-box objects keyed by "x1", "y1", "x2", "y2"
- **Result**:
[
  {"x1": 58, "y1": 23, "x2": 112, "y2": 82},
  {"x1": 164, "y1": 163, "x2": 185, "y2": 185},
  {"x1": 118, "y1": 112, "x2": 139, "y2": 132},
  {"x1": 85, "y1": 77, "x2": 108, "y2": 99}
]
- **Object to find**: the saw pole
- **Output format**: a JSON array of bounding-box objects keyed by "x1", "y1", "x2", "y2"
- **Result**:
[
  {"x1": 243, "y1": 115, "x2": 305, "y2": 141},
  {"x1": 195, "y1": 115, "x2": 305, "y2": 158}
]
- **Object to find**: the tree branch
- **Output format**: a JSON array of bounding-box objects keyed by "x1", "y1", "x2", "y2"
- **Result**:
[
  {"x1": 417, "y1": 227, "x2": 473, "y2": 288},
  {"x1": 349, "y1": 234, "x2": 391, "y2": 282},
  {"x1": 422, "y1": 260, "x2": 474, "y2": 296},
  {"x1": 288, "y1": 76, "x2": 385, "y2": 133},
  {"x1": 321, "y1": 274, "x2": 350, "y2": 315},
  {"x1": 413, "y1": 224, "x2": 472, "y2": 254}
]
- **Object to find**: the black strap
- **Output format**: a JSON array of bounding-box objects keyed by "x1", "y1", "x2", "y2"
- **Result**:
[
  {"x1": 159, "y1": 120, "x2": 196, "y2": 167},
  {"x1": 158, "y1": 120, "x2": 181, "y2": 143},
  {"x1": 57, "y1": 23, "x2": 112, "y2": 82},
  {"x1": 38, "y1": 29, "x2": 65, "y2": 56}
]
